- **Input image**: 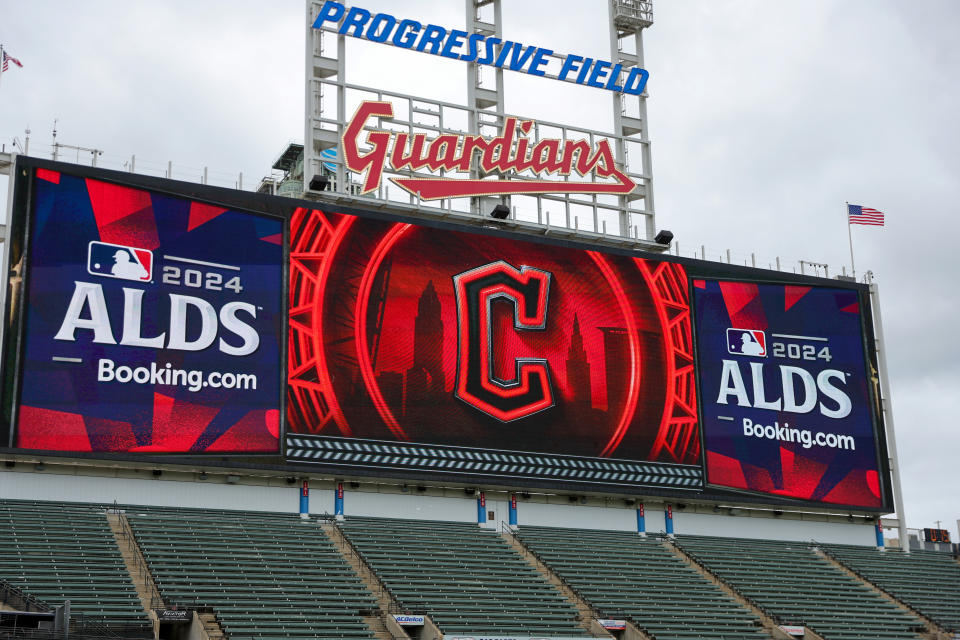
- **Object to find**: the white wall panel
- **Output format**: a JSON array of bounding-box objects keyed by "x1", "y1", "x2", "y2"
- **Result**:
[
  {"x1": 0, "y1": 468, "x2": 877, "y2": 546},
  {"x1": 516, "y1": 500, "x2": 637, "y2": 531},
  {"x1": 0, "y1": 469, "x2": 329, "y2": 515},
  {"x1": 344, "y1": 490, "x2": 476, "y2": 523}
]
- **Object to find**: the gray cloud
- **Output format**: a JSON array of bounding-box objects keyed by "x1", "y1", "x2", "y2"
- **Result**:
[{"x1": 0, "y1": 0, "x2": 956, "y2": 531}]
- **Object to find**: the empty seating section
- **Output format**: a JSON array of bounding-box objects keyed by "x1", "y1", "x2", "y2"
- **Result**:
[
  {"x1": 516, "y1": 525, "x2": 771, "y2": 640},
  {"x1": 674, "y1": 535, "x2": 924, "y2": 640},
  {"x1": 340, "y1": 516, "x2": 589, "y2": 637},
  {"x1": 0, "y1": 499, "x2": 150, "y2": 631},
  {"x1": 822, "y1": 543, "x2": 960, "y2": 633},
  {"x1": 126, "y1": 507, "x2": 377, "y2": 640}
]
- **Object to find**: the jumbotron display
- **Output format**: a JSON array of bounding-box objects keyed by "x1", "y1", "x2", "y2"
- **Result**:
[
  {"x1": 0, "y1": 160, "x2": 892, "y2": 510},
  {"x1": 286, "y1": 208, "x2": 698, "y2": 474},
  {"x1": 2, "y1": 164, "x2": 284, "y2": 453},
  {"x1": 693, "y1": 280, "x2": 885, "y2": 509}
]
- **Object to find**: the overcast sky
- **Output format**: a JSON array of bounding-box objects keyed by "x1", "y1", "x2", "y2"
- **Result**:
[{"x1": 1, "y1": 1, "x2": 957, "y2": 533}]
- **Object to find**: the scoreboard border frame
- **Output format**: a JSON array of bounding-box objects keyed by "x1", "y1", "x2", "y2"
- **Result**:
[{"x1": 0, "y1": 156, "x2": 894, "y2": 513}]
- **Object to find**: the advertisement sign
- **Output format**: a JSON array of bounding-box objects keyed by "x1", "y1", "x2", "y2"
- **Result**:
[
  {"x1": 156, "y1": 610, "x2": 192, "y2": 623},
  {"x1": 392, "y1": 615, "x2": 424, "y2": 626},
  {"x1": 597, "y1": 619, "x2": 626, "y2": 630},
  {"x1": 778, "y1": 625, "x2": 806, "y2": 637},
  {"x1": 8, "y1": 167, "x2": 284, "y2": 453},
  {"x1": 693, "y1": 280, "x2": 883, "y2": 508},
  {"x1": 286, "y1": 206, "x2": 700, "y2": 488}
]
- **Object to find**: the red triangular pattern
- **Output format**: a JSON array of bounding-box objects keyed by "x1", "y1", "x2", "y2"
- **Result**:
[
  {"x1": 86, "y1": 178, "x2": 153, "y2": 229},
  {"x1": 705, "y1": 451, "x2": 748, "y2": 490},
  {"x1": 784, "y1": 286, "x2": 811, "y2": 311},
  {"x1": 841, "y1": 302, "x2": 859, "y2": 314},
  {"x1": 37, "y1": 169, "x2": 60, "y2": 183},
  {"x1": 206, "y1": 409, "x2": 280, "y2": 452},
  {"x1": 16, "y1": 406, "x2": 92, "y2": 451},
  {"x1": 260, "y1": 233, "x2": 283, "y2": 245},
  {"x1": 719, "y1": 281, "x2": 768, "y2": 329},
  {"x1": 821, "y1": 469, "x2": 882, "y2": 508},
  {"x1": 188, "y1": 202, "x2": 229, "y2": 231}
]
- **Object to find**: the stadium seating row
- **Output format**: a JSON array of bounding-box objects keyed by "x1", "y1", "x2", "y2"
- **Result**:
[
  {"x1": 673, "y1": 534, "x2": 927, "y2": 640},
  {"x1": 0, "y1": 500, "x2": 150, "y2": 632},
  {"x1": 821, "y1": 542, "x2": 960, "y2": 633},
  {"x1": 125, "y1": 508, "x2": 380, "y2": 640},
  {"x1": 516, "y1": 525, "x2": 772, "y2": 640},
  {"x1": 2, "y1": 499, "x2": 958, "y2": 640},
  {"x1": 340, "y1": 516, "x2": 591, "y2": 637}
]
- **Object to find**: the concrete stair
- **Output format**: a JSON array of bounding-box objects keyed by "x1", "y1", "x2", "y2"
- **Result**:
[
  {"x1": 199, "y1": 612, "x2": 226, "y2": 640},
  {"x1": 501, "y1": 530, "x2": 615, "y2": 639},
  {"x1": 105, "y1": 511, "x2": 164, "y2": 613},
  {"x1": 322, "y1": 522, "x2": 406, "y2": 640},
  {"x1": 663, "y1": 538, "x2": 816, "y2": 640},
  {"x1": 813, "y1": 547, "x2": 951, "y2": 640}
]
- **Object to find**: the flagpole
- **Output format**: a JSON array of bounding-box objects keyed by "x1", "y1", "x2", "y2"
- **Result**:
[{"x1": 845, "y1": 201, "x2": 856, "y2": 279}]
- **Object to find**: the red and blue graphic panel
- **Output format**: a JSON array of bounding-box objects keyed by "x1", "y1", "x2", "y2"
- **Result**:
[
  {"x1": 14, "y1": 169, "x2": 283, "y2": 453},
  {"x1": 693, "y1": 279, "x2": 884, "y2": 508}
]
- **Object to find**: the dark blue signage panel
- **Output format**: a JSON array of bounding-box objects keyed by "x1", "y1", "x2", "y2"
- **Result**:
[
  {"x1": 693, "y1": 279, "x2": 884, "y2": 508},
  {"x1": 13, "y1": 168, "x2": 283, "y2": 453}
]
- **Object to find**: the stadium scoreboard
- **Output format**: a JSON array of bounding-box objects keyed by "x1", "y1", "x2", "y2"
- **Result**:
[{"x1": 0, "y1": 158, "x2": 894, "y2": 512}]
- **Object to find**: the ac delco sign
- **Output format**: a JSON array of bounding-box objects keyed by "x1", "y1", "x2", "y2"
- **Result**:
[{"x1": 343, "y1": 101, "x2": 636, "y2": 200}]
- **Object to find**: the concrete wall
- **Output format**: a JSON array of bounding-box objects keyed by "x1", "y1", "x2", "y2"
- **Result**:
[
  {"x1": 0, "y1": 467, "x2": 331, "y2": 515},
  {"x1": 0, "y1": 467, "x2": 877, "y2": 546}
]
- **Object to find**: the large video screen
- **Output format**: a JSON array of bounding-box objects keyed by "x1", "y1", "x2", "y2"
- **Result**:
[
  {"x1": 692, "y1": 280, "x2": 884, "y2": 509},
  {"x1": 0, "y1": 160, "x2": 891, "y2": 510},
  {"x1": 286, "y1": 207, "x2": 700, "y2": 487},
  {"x1": 6, "y1": 167, "x2": 284, "y2": 453}
]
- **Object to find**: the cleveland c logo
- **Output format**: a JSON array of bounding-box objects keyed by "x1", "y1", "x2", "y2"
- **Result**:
[{"x1": 453, "y1": 261, "x2": 554, "y2": 422}]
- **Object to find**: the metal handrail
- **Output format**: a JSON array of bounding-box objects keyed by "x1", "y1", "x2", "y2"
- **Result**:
[
  {"x1": 332, "y1": 521, "x2": 420, "y2": 617},
  {"x1": 506, "y1": 524, "x2": 621, "y2": 621},
  {"x1": 0, "y1": 579, "x2": 50, "y2": 613},
  {"x1": 106, "y1": 504, "x2": 164, "y2": 611}
]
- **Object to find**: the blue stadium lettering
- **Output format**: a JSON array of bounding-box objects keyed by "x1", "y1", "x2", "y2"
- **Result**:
[{"x1": 310, "y1": 0, "x2": 648, "y2": 95}]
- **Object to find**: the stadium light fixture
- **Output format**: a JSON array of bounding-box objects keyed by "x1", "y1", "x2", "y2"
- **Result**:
[
  {"x1": 309, "y1": 175, "x2": 330, "y2": 191},
  {"x1": 654, "y1": 229, "x2": 674, "y2": 245},
  {"x1": 490, "y1": 204, "x2": 510, "y2": 219}
]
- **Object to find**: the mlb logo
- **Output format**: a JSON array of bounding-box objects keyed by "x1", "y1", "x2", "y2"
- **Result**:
[
  {"x1": 727, "y1": 328, "x2": 766, "y2": 357},
  {"x1": 87, "y1": 241, "x2": 153, "y2": 282}
]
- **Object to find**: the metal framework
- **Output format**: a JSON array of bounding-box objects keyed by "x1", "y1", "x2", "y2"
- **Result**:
[{"x1": 304, "y1": 0, "x2": 660, "y2": 249}]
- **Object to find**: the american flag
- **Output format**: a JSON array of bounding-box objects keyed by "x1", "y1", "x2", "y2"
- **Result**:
[
  {"x1": 847, "y1": 204, "x2": 885, "y2": 226},
  {"x1": 2, "y1": 51, "x2": 23, "y2": 72}
]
